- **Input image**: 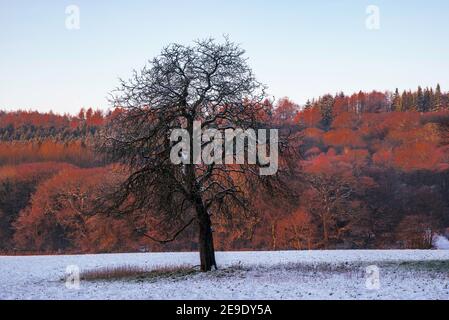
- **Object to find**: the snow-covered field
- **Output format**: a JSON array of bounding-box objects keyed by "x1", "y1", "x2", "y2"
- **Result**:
[{"x1": 1, "y1": 250, "x2": 449, "y2": 300}]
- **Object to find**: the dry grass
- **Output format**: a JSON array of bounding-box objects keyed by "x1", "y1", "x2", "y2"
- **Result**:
[
  {"x1": 76, "y1": 264, "x2": 198, "y2": 282},
  {"x1": 393, "y1": 260, "x2": 449, "y2": 274}
]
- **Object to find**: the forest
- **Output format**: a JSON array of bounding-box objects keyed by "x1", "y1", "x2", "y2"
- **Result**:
[{"x1": 1, "y1": 85, "x2": 449, "y2": 254}]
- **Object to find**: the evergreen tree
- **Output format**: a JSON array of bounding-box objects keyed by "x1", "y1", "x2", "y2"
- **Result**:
[
  {"x1": 392, "y1": 88, "x2": 402, "y2": 111},
  {"x1": 416, "y1": 86, "x2": 425, "y2": 112},
  {"x1": 304, "y1": 99, "x2": 312, "y2": 110},
  {"x1": 401, "y1": 91, "x2": 412, "y2": 111},
  {"x1": 435, "y1": 84, "x2": 442, "y2": 111},
  {"x1": 423, "y1": 88, "x2": 432, "y2": 112},
  {"x1": 319, "y1": 94, "x2": 334, "y2": 130}
]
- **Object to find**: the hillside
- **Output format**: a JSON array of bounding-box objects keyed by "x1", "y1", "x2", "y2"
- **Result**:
[{"x1": 1, "y1": 87, "x2": 449, "y2": 254}]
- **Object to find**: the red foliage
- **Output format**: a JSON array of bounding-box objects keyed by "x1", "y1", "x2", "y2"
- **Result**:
[
  {"x1": 13, "y1": 166, "x2": 136, "y2": 253},
  {"x1": 323, "y1": 128, "x2": 366, "y2": 149},
  {"x1": 273, "y1": 98, "x2": 299, "y2": 125},
  {"x1": 0, "y1": 140, "x2": 98, "y2": 167},
  {"x1": 295, "y1": 107, "x2": 322, "y2": 128},
  {"x1": 2, "y1": 89, "x2": 449, "y2": 253}
]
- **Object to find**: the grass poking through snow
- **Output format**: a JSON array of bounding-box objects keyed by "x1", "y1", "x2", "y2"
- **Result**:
[
  {"x1": 63, "y1": 263, "x2": 251, "y2": 283},
  {"x1": 74, "y1": 264, "x2": 198, "y2": 282},
  {"x1": 395, "y1": 260, "x2": 449, "y2": 274}
]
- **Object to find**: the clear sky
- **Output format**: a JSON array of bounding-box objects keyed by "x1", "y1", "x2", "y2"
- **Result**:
[{"x1": 1, "y1": 0, "x2": 449, "y2": 114}]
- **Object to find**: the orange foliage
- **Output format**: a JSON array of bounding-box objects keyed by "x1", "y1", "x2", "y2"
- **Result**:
[
  {"x1": 323, "y1": 128, "x2": 366, "y2": 149},
  {"x1": 273, "y1": 98, "x2": 299, "y2": 125},
  {"x1": 13, "y1": 167, "x2": 135, "y2": 253},
  {"x1": 0, "y1": 140, "x2": 98, "y2": 166},
  {"x1": 332, "y1": 112, "x2": 359, "y2": 129},
  {"x1": 2, "y1": 91, "x2": 449, "y2": 253},
  {"x1": 393, "y1": 141, "x2": 446, "y2": 171},
  {"x1": 295, "y1": 107, "x2": 322, "y2": 128}
]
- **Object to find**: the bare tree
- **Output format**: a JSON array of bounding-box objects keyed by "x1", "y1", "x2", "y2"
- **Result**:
[
  {"x1": 99, "y1": 38, "x2": 296, "y2": 271},
  {"x1": 305, "y1": 173, "x2": 354, "y2": 249}
]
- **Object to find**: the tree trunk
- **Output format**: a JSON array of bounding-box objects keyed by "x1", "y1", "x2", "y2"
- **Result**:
[
  {"x1": 186, "y1": 118, "x2": 217, "y2": 272},
  {"x1": 196, "y1": 200, "x2": 217, "y2": 272},
  {"x1": 271, "y1": 222, "x2": 277, "y2": 250},
  {"x1": 293, "y1": 225, "x2": 301, "y2": 250},
  {"x1": 322, "y1": 213, "x2": 329, "y2": 250}
]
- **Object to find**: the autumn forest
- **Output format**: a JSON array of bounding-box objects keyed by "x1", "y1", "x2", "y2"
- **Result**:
[{"x1": 2, "y1": 85, "x2": 449, "y2": 254}]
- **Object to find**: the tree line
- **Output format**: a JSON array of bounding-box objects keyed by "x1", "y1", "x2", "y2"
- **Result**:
[{"x1": 1, "y1": 87, "x2": 448, "y2": 255}]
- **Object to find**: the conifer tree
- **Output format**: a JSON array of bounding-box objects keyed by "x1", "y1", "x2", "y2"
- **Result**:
[
  {"x1": 319, "y1": 94, "x2": 334, "y2": 130},
  {"x1": 435, "y1": 84, "x2": 442, "y2": 111},
  {"x1": 423, "y1": 88, "x2": 432, "y2": 112},
  {"x1": 392, "y1": 88, "x2": 402, "y2": 111},
  {"x1": 416, "y1": 86, "x2": 425, "y2": 112},
  {"x1": 304, "y1": 99, "x2": 312, "y2": 110}
]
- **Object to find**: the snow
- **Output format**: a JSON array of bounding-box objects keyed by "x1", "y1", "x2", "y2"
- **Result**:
[{"x1": 1, "y1": 250, "x2": 449, "y2": 300}]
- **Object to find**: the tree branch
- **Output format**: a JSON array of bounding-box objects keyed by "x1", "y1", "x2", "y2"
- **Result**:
[{"x1": 141, "y1": 217, "x2": 195, "y2": 244}]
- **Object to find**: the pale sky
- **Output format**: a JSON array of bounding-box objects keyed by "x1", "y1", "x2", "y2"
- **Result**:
[{"x1": 1, "y1": 0, "x2": 449, "y2": 114}]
